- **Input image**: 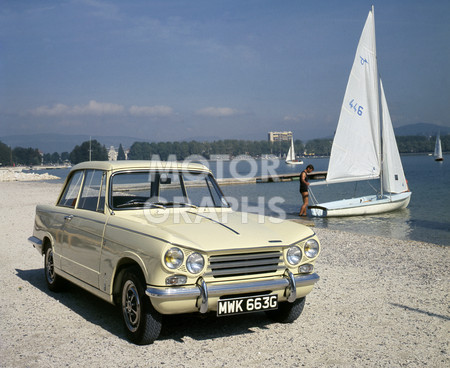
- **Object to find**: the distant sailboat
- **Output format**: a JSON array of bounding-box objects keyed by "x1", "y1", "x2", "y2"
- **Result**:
[
  {"x1": 434, "y1": 133, "x2": 443, "y2": 161},
  {"x1": 285, "y1": 138, "x2": 303, "y2": 165},
  {"x1": 308, "y1": 7, "x2": 411, "y2": 217}
]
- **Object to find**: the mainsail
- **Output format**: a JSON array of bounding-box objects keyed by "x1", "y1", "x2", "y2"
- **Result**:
[
  {"x1": 286, "y1": 139, "x2": 296, "y2": 162},
  {"x1": 325, "y1": 9, "x2": 380, "y2": 184},
  {"x1": 434, "y1": 133, "x2": 443, "y2": 160}
]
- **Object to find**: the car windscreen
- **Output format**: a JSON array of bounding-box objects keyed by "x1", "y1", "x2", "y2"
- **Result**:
[{"x1": 110, "y1": 170, "x2": 229, "y2": 210}]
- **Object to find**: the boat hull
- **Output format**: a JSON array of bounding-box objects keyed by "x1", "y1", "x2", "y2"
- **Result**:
[
  {"x1": 286, "y1": 160, "x2": 303, "y2": 165},
  {"x1": 308, "y1": 192, "x2": 411, "y2": 217}
]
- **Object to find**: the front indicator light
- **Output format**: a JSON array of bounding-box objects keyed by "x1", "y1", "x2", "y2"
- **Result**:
[
  {"x1": 304, "y1": 239, "x2": 319, "y2": 258},
  {"x1": 299, "y1": 264, "x2": 314, "y2": 273},
  {"x1": 165, "y1": 247, "x2": 184, "y2": 269},
  {"x1": 165, "y1": 275, "x2": 187, "y2": 285},
  {"x1": 186, "y1": 252, "x2": 204, "y2": 274},
  {"x1": 287, "y1": 246, "x2": 302, "y2": 265}
]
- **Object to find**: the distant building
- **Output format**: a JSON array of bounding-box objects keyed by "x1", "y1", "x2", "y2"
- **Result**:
[
  {"x1": 268, "y1": 131, "x2": 293, "y2": 142},
  {"x1": 108, "y1": 146, "x2": 129, "y2": 161},
  {"x1": 108, "y1": 146, "x2": 118, "y2": 161}
]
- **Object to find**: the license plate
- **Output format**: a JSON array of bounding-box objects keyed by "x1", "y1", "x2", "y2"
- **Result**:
[{"x1": 217, "y1": 294, "x2": 278, "y2": 316}]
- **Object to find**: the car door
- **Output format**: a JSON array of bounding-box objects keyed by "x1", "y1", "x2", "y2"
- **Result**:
[{"x1": 59, "y1": 169, "x2": 107, "y2": 288}]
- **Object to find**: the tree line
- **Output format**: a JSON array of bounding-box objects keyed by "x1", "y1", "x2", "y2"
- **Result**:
[
  {"x1": 0, "y1": 140, "x2": 108, "y2": 166},
  {"x1": 126, "y1": 135, "x2": 449, "y2": 160},
  {"x1": 1, "y1": 135, "x2": 448, "y2": 166},
  {"x1": 128, "y1": 140, "x2": 305, "y2": 160}
]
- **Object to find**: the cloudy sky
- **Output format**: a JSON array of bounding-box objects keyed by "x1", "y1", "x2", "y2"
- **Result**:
[{"x1": 1, "y1": 0, "x2": 449, "y2": 142}]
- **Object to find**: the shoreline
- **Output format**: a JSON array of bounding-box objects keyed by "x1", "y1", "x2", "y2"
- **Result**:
[
  {"x1": 0, "y1": 177, "x2": 447, "y2": 247},
  {"x1": 0, "y1": 168, "x2": 60, "y2": 182},
  {"x1": 0, "y1": 181, "x2": 448, "y2": 367}
]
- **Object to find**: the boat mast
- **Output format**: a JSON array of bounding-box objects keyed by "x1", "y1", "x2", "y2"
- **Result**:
[
  {"x1": 89, "y1": 136, "x2": 92, "y2": 161},
  {"x1": 372, "y1": 6, "x2": 383, "y2": 197}
]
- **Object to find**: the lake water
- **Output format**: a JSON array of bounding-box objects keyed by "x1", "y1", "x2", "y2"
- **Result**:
[
  {"x1": 35, "y1": 154, "x2": 449, "y2": 246},
  {"x1": 212, "y1": 155, "x2": 449, "y2": 246}
]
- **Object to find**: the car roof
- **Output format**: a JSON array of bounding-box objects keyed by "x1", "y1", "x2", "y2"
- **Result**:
[{"x1": 70, "y1": 160, "x2": 211, "y2": 173}]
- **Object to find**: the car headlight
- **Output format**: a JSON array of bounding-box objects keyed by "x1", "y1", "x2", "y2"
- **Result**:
[
  {"x1": 304, "y1": 239, "x2": 319, "y2": 258},
  {"x1": 186, "y1": 252, "x2": 204, "y2": 274},
  {"x1": 164, "y1": 247, "x2": 184, "y2": 269},
  {"x1": 286, "y1": 245, "x2": 302, "y2": 265}
]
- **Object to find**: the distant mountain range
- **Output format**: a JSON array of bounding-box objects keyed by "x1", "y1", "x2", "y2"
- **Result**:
[
  {"x1": 393, "y1": 123, "x2": 450, "y2": 136},
  {"x1": 1, "y1": 123, "x2": 448, "y2": 153}
]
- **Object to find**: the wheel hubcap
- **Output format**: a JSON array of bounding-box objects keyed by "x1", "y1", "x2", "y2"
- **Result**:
[
  {"x1": 46, "y1": 249, "x2": 55, "y2": 283},
  {"x1": 122, "y1": 280, "x2": 141, "y2": 332}
]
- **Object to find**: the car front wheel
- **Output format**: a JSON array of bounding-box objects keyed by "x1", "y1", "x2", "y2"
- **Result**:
[
  {"x1": 44, "y1": 246, "x2": 64, "y2": 292},
  {"x1": 121, "y1": 269, "x2": 162, "y2": 345},
  {"x1": 265, "y1": 296, "x2": 306, "y2": 323}
]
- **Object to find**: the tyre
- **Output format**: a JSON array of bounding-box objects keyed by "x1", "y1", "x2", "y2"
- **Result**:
[
  {"x1": 121, "y1": 269, "x2": 162, "y2": 345},
  {"x1": 44, "y1": 246, "x2": 64, "y2": 292},
  {"x1": 265, "y1": 297, "x2": 306, "y2": 323}
]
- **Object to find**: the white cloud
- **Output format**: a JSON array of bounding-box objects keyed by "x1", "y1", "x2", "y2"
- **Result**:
[
  {"x1": 129, "y1": 105, "x2": 173, "y2": 117},
  {"x1": 32, "y1": 103, "x2": 71, "y2": 116},
  {"x1": 72, "y1": 100, "x2": 124, "y2": 115},
  {"x1": 32, "y1": 100, "x2": 125, "y2": 116},
  {"x1": 196, "y1": 107, "x2": 240, "y2": 118}
]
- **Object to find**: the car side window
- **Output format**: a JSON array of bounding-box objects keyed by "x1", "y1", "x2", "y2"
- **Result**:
[
  {"x1": 78, "y1": 170, "x2": 106, "y2": 212},
  {"x1": 58, "y1": 171, "x2": 84, "y2": 208}
]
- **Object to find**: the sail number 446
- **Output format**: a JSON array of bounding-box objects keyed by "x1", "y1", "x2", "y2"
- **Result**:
[{"x1": 349, "y1": 99, "x2": 364, "y2": 116}]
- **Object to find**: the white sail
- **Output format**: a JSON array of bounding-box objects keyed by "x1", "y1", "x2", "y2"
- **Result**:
[
  {"x1": 286, "y1": 138, "x2": 296, "y2": 162},
  {"x1": 434, "y1": 133, "x2": 443, "y2": 159},
  {"x1": 325, "y1": 9, "x2": 380, "y2": 184},
  {"x1": 308, "y1": 6, "x2": 412, "y2": 217},
  {"x1": 380, "y1": 80, "x2": 408, "y2": 193}
]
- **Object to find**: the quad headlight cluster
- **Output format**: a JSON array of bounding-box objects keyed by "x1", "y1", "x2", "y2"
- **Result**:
[
  {"x1": 285, "y1": 237, "x2": 320, "y2": 273},
  {"x1": 164, "y1": 247, "x2": 205, "y2": 274}
]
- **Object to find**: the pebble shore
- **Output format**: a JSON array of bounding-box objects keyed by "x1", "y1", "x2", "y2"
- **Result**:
[
  {"x1": 0, "y1": 181, "x2": 448, "y2": 367},
  {"x1": 0, "y1": 168, "x2": 60, "y2": 182}
]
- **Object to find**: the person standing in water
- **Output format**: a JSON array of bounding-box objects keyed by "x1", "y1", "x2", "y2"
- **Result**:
[{"x1": 299, "y1": 164, "x2": 314, "y2": 216}]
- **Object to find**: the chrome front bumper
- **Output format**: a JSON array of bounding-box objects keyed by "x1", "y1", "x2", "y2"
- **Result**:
[
  {"x1": 28, "y1": 236, "x2": 44, "y2": 254},
  {"x1": 146, "y1": 270, "x2": 319, "y2": 313}
]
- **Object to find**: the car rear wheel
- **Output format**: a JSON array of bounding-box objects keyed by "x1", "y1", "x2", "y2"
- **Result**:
[
  {"x1": 121, "y1": 269, "x2": 162, "y2": 345},
  {"x1": 44, "y1": 246, "x2": 64, "y2": 292},
  {"x1": 265, "y1": 296, "x2": 306, "y2": 323}
]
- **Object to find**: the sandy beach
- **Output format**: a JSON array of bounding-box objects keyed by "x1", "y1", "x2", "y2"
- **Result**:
[{"x1": 0, "y1": 180, "x2": 448, "y2": 367}]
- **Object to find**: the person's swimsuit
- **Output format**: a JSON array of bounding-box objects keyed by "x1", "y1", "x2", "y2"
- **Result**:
[{"x1": 299, "y1": 170, "x2": 309, "y2": 193}]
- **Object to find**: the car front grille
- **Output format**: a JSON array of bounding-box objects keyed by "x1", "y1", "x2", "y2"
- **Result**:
[{"x1": 208, "y1": 251, "x2": 282, "y2": 278}]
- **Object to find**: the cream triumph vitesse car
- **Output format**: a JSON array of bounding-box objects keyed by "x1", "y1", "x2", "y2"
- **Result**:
[{"x1": 29, "y1": 160, "x2": 320, "y2": 345}]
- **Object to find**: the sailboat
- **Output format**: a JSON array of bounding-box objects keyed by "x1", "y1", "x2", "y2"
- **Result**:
[
  {"x1": 308, "y1": 7, "x2": 411, "y2": 217},
  {"x1": 285, "y1": 138, "x2": 303, "y2": 165},
  {"x1": 434, "y1": 133, "x2": 444, "y2": 161}
]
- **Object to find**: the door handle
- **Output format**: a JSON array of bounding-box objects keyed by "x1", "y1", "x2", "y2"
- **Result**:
[{"x1": 64, "y1": 215, "x2": 74, "y2": 222}]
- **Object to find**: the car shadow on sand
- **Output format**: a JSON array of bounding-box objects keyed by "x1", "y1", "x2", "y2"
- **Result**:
[
  {"x1": 15, "y1": 267, "x2": 124, "y2": 339},
  {"x1": 159, "y1": 312, "x2": 273, "y2": 343},
  {"x1": 16, "y1": 268, "x2": 275, "y2": 343}
]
